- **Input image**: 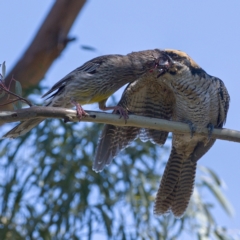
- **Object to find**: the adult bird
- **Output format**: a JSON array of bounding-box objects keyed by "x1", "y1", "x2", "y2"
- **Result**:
[
  {"x1": 3, "y1": 49, "x2": 166, "y2": 138},
  {"x1": 94, "y1": 49, "x2": 230, "y2": 217}
]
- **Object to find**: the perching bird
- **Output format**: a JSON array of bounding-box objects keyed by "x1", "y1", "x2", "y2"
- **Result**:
[
  {"x1": 93, "y1": 57, "x2": 174, "y2": 171},
  {"x1": 94, "y1": 49, "x2": 230, "y2": 217},
  {"x1": 3, "y1": 49, "x2": 166, "y2": 139}
]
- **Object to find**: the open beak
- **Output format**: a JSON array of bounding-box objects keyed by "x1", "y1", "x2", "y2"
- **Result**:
[{"x1": 157, "y1": 54, "x2": 174, "y2": 78}]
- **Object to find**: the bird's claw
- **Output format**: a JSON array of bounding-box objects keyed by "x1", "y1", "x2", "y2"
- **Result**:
[
  {"x1": 71, "y1": 100, "x2": 88, "y2": 121},
  {"x1": 113, "y1": 106, "x2": 129, "y2": 123},
  {"x1": 76, "y1": 105, "x2": 88, "y2": 120},
  {"x1": 207, "y1": 123, "x2": 214, "y2": 141},
  {"x1": 184, "y1": 120, "x2": 196, "y2": 138}
]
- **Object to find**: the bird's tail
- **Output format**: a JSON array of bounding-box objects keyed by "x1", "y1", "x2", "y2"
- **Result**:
[
  {"x1": 93, "y1": 123, "x2": 168, "y2": 173},
  {"x1": 2, "y1": 119, "x2": 43, "y2": 139},
  {"x1": 154, "y1": 147, "x2": 196, "y2": 218},
  {"x1": 93, "y1": 124, "x2": 139, "y2": 172}
]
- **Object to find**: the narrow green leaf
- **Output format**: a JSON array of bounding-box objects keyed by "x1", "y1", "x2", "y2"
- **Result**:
[
  {"x1": 15, "y1": 80, "x2": 22, "y2": 97},
  {"x1": 199, "y1": 165, "x2": 222, "y2": 186},
  {"x1": 203, "y1": 178, "x2": 234, "y2": 217},
  {"x1": 13, "y1": 80, "x2": 22, "y2": 109},
  {"x1": 81, "y1": 45, "x2": 97, "y2": 52},
  {"x1": 214, "y1": 228, "x2": 232, "y2": 240},
  {"x1": 2, "y1": 61, "x2": 6, "y2": 79},
  {"x1": 0, "y1": 90, "x2": 6, "y2": 98}
]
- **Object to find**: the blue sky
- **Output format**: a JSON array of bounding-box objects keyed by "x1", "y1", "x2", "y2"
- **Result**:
[{"x1": 1, "y1": 0, "x2": 240, "y2": 235}]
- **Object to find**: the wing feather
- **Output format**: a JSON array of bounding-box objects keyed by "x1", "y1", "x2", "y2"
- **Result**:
[
  {"x1": 93, "y1": 74, "x2": 174, "y2": 172},
  {"x1": 42, "y1": 54, "x2": 122, "y2": 99}
]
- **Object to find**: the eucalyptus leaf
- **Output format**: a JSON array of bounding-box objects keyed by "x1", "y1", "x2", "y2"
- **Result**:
[
  {"x1": 0, "y1": 90, "x2": 6, "y2": 98},
  {"x1": 203, "y1": 178, "x2": 234, "y2": 217},
  {"x1": 13, "y1": 80, "x2": 22, "y2": 109},
  {"x1": 199, "y1": 165, "x2": 222, "y2": 186},
  {"x1": 81, "y1": 45, "x2": 97, "y2": 52},
  {"x1": 15, "y1": 80, "x2": 22, "y2": 97},
  {"x1": 2, "y1": 61, "x2": 6, "y2": 79},
  {"x1": 0, "y1": 115, "x2": 238, "y2": 239}
]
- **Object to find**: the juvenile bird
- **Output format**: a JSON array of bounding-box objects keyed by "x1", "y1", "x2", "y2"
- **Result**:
[
  {"x1": 94, "y1": 49, "x2": 230, "y2": 217},
  {"x1": 3, "y1": 49, "x2": 165, "y2": 138}
]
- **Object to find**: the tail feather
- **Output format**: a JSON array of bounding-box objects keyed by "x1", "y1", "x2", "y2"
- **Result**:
[
  {"x1": 154, "y1": 147, "x2": 197, "y2": 217},
  {"x1": 139, "y1": 128, "x2": 169, "y2": 145},
  {"x1": 93, "y1": 124, "x2": 140, "y2": 172},
  {"x1": 94, "y1": 74, "x2": 173, "y2": 172},
  {"x1": 172, "y1": 160, "x2": 196, "y2": 217},
  {"x1": 2, "y1": 119, "x2": 43, "y2": 139}
]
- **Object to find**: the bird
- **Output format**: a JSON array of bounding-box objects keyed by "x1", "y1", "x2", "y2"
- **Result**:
[
  {"x1": 93, "y1": 56, "x2": 174, "y2": 171},
  {"x1": 3, "y1": 49, "x2": 167, "y2": 139},
  {"x1": 93, "y1": 49, "x2": 230, "y2": 218}
]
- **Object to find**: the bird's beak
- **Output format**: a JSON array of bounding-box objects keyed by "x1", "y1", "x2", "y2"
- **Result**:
[{"x1": 157, "y1": 54, "x2": 174, "y2": 77}]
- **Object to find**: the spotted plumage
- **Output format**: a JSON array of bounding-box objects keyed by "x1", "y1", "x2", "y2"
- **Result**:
[{"x1": 94, "y1": 49, "x2": 230, "y2": 217}]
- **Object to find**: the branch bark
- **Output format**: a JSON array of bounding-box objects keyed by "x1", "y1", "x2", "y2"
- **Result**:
[
  {"x1": 2, "y1": 0, "x2": 86, "y2": 109},
  {"x1": 1, "y1": 106, "x2": 239, "y2": 143}
]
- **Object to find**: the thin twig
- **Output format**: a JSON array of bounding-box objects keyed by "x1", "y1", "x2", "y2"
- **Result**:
[
  {"x1": 0, "y1": 98, "x2": 28, "y2": 107},
  {"x1": 0, "y1": 83, "x2": 32, "y2": 106}
]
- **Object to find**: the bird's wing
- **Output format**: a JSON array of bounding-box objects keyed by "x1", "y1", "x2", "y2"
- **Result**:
[
  {"x1": 215, "y1": 77, "x2": 230, "y2": 127},
  {"x1": 42, "y1": 54, "x2": 122, "y2": 99},
  {"x1": 93, "y1": 74, "x2": 174, "y2": 172},
  {"x1": 190, "y1": 77, "x2": 230, "y2": 163},
  {"x1": 93, "y1": 124, "x2": 140, "y2": 172}
]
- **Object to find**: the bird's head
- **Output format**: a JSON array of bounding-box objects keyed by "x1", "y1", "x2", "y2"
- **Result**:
[{"x1": 156, "y1": 49, "x2": 204, "y2": 78}]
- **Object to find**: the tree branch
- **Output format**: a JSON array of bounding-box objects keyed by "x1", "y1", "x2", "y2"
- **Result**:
[
  {"x1": 1, "y1": 106, "x2": 239, "y2": 143},
  {"x1": 2, "y1": 0, "x2": 86, "y2": 109}
]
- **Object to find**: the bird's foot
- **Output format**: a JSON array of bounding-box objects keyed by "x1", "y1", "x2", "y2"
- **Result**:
[
  {"x1": 184, "y1": 120, "x2": 196, "y2": 138},
  {"x1": 113, "y1": 106, "x2": 129, "y2": 122},
  {"x1": 207, "y1": 123, "x2": 214, "y2": 141},
  {"x1": 101, "y1": 105, "x2": 129, "y2": 123},
  {"x1": 71, "y1": 100, "x2": 88, "y2": 120}
]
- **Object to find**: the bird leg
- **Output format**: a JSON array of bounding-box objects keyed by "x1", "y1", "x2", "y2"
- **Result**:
[
  {"x1": 71, "y1": 100, "x2": 88, "y2": 120},
  {"x1": 112, "y1": 106, "x2": 129, "y2": 120},
  {"x1": 184, "y1": 120, "x2": 196, "y2": 138},
  {"x1": 98, "y1": 100, "x2": 129, "y2": 122},
  {"x1": 101, "y1": 105, "x2": 129, "y2": 122},
  {"x1": 207, "y1": 123, "x2": 214, "y2": 140}
]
